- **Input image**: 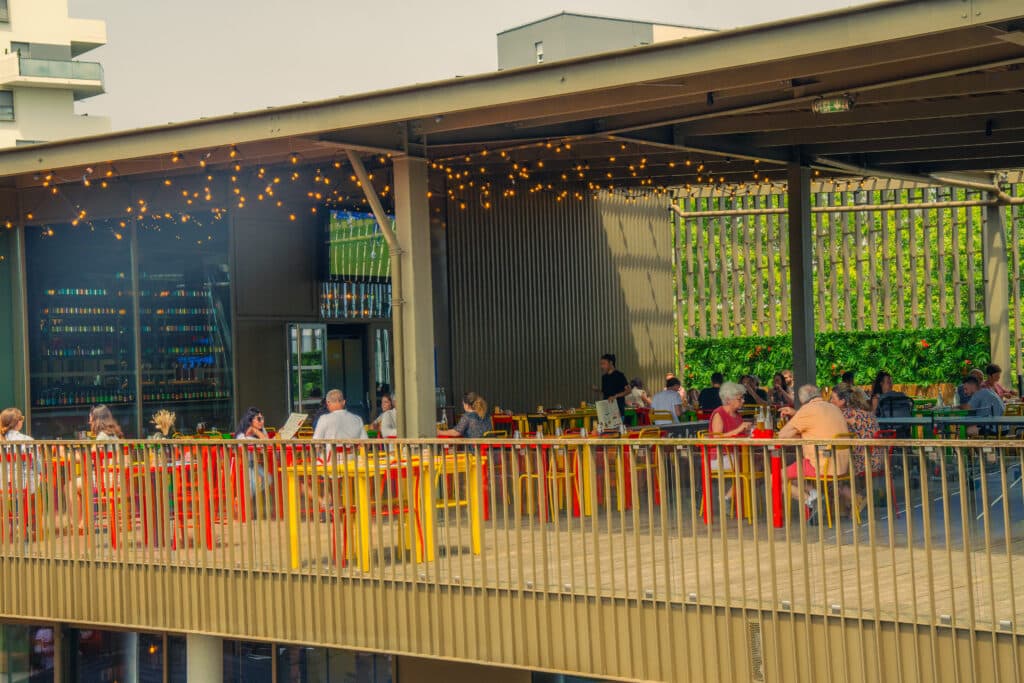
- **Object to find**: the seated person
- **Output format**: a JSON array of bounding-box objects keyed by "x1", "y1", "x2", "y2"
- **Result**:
[
  {"x1": 870, "y1": 371, "x2": 911, "y2": 417},
  {"x1": 831, "y1": 383, "x2": 883, "y2": 477},
  {"x1": 778, "y1": 385, "x2": 851, "y2": 523},
  {"x1": 770, "y1": 371, "x2": 795, "y2": 407},
  {"x1": 370, "y1": 394, "x2": 398, "y2": 438},
  {"x1": 982, "y1": 363, "x2": 1014, "y2": 399},
  {"x1": 651, "y1": 377, "x2": 685, "y2": 424},
  {"x1": 741, "y1": 374, "x2": 770, "y2": 407},
  {"x1": 841, "y1": 371, "x2": 871, "y2": 408},
  {"x1": 438, "y1": 392, "x2": 493, "y2": 438},
  {"x1": 625, "y1": 378, "x2": 652, "y2": 409},
  {"x1": 313, "y1": 390, "x2": 366, "y2": 440},
  {"x1": 708, "y1": 382, "x2": 753, "y2": 471},
  {"x1": 957, "y1": 368, "x2": 986, "y2": 404},
  {"x1": 959, "y1": 375, "x2": 1005, "y2": 436},
  {"x1": 697, "y1": 372, "x2": 724, "y2": 412}
]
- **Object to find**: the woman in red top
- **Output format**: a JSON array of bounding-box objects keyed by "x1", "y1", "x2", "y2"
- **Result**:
[
  {"x1": 707, "y1": 382, "x2": 753, "y2": 503},
  {"x1": 708, "y1": 381, "x2": 753, "y2": 501}
]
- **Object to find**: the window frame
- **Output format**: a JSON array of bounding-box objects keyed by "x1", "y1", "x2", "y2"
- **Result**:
[{"x1": 0, "y1": 90, "x2": 14, "y2": 122}]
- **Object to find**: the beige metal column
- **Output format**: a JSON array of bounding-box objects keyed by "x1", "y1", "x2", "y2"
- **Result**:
[
  {"x1": 186, "y1": 634, "x2": 223, "y2": 682},
  {"x1": 983, "y1": 196, "x2": 1011, "y2": 377},
  {"x1": 787, "y1": 163, "x2": 817, "y2": 394},
  {"x1": 392, "y1": 156, "x2": 437, "y2": 437}
]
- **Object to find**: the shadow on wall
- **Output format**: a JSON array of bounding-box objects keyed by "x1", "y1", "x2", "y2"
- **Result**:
[{"x1": 447, "y1": 191, "x2": 674, "y2": 413}]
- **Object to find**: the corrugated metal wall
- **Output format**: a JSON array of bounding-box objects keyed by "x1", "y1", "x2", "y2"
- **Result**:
[{"x1": 447, "y1": 192, "x2": 674, "y2": 412}]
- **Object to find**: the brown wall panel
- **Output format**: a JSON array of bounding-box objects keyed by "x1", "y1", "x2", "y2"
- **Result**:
[
  {"x1": 447, "y1": 192, "x2": 674, "y2": 412},
  {"x1": 233, "y1": 211, "x2": 319, "y2": 319}
]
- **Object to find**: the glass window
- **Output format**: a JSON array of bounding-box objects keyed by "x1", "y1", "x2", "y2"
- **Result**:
[
  {"x1": 137, "y1": 210, "x2": 233, "y2": 435},
  {"x1": 223, "y1": 640, "x2": 273, "y2": 683},
  {"x1": 166, "y1": 635, "x2": 187, "y2": 683},
  {"x1": 0, "y1": 91, "x2": 13, "y2": 121},
  {"x1": 66, "y1": 628, "x2": 132, "y2": 683},
  {"x1": 288, "y1": 323, "x2": 326, "y2": 418},
  {"x1": 535, "y1": 41, "x2": 544, "y2": 63},
  {"x1": 277, "y1": 646, "x2": 393, "y2": 683},
  {"x1": 26, "y1": 221, "x2": 138, "y2": 438},
  {"x1": 0, "y1": 624, "x2": 55, "y2": 682},
  {"x1": 0, "y1": 0, "x2": 9, "y2": 22}
]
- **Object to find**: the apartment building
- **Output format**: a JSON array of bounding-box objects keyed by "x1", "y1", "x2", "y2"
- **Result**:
[{"x1": 0, "y1": 0, "x2": 109, "y2": 147}]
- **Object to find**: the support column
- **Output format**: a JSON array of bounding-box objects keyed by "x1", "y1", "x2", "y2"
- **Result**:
[
  {"x1": 787, "y1": 162, "x2": 816, "y2": 396},
  {"x1": 393, "y1": 156, "x2": 437, "y2": 437},
  {"x1": 983, "y1": 197, "x2": 1011, "y2": 377},
  {"x1": 185, "y1": 634, "x2": 223, "y2": 683}
]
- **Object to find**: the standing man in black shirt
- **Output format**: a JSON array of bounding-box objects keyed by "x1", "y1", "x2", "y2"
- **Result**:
[{"x1": 595, "y1": 353, "x2": 630, "y2": 417}]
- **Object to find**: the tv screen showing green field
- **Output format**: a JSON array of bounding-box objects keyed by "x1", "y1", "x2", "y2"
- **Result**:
[{"x1": 327, "y1": 210, "x2": 392, "y2": 279}]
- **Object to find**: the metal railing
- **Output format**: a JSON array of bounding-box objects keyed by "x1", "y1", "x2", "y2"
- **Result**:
[
  {"x1": 18, "y1": 57, "x2": 104, "y2": 81},
  {"x1": 1, "y1": 436, "x2": 1022, "y2": 682}
]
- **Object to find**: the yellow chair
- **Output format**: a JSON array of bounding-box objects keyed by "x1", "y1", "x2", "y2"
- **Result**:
[
  {"x1": 785, "y1": 432, "x2": 859, "y2": 528},
  {"x1": 649, "y1": 410, "x2": 676, "y2": 424},
  {"x1": 698, "y1": 429, "x2": 763, "y2": 524},
  {"x1": 1004, "y1": 404, "x2": 1023, "y2": 417},
  {"x1": 517, "y1": 435, "x2": 579, "y2": 519}
]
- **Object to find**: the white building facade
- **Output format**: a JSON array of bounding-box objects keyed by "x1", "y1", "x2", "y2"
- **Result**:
[
  {"x1": 0, "y1": 0, "x2": 109, "y2": 147},
  {"x1": 497, "y1": 12, "x2": 714, "y2": 70}
]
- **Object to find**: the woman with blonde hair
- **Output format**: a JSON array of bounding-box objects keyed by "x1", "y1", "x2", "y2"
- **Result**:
[{"x1": 439, "y1": 391, "x2": 492, "y2": 438}]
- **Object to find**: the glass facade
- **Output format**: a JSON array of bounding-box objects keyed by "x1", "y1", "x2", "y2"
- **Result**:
[
  {"x1": 277, "y1": 646, "x2": 393, "y2": 683},
  {"x1": 26, "y1": 220, "x2": 138, "y2": 438},
  {"x1": 0, "y1": 623, "x2": 55, "y2": 682},
  {"x1": 138, "y1": 214, "x2": 233, "y2": 435},
  {"x1": 25, "y1": 213, "x2": 233, "y2": 438},
  {"x1": 2, "y1": 624, "x2": 391, "y2": 683}
]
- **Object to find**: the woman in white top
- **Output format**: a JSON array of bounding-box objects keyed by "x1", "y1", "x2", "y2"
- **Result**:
[
  {"x1": 0, "y1": 407, "x2": 31, "y2": 442},
  {"x1": 1, "y1": 407, "x2": 36, "y2": 496},
  {"x1": 625, "y1": 378, "x2": 652, "y2": 409},
  {"x1": 372, "y1": 395, "x2": 398, "y2": 438}
]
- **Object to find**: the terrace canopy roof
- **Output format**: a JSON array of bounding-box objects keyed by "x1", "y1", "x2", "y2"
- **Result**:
[{"x1": 0, "y1": 0, "x2": 1023, "y2": 195}]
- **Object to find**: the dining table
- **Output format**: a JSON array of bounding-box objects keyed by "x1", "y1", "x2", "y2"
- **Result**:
[{"x1": 281, "y1": 446, "x2": 487, "y2": 572}]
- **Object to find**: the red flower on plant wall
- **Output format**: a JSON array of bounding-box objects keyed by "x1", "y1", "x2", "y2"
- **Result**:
[{"x1": 920, "y1": 340, "x2": 930, "y2": 349}]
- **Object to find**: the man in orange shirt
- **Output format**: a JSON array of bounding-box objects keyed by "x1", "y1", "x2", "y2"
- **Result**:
[{"x1": 778, "y1": 384, "x2": 850, "y2": 523}]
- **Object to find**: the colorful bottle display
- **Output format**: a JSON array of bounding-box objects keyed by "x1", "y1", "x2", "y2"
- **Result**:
[{"x1": 319, "y1": 279, "x2": 392, "y2": 320}]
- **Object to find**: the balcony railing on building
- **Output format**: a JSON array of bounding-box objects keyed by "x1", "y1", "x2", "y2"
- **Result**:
[{"x1": 1, "y1": 434, "x2": 1023, "y2": 681}]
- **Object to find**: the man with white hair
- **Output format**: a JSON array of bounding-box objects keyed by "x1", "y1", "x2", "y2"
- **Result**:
[
  {"x1": 778, "y1": 384, "x2": 850, "y2": 523},
  {"x1": 312, "y1": 389, "x2": 366, "y2": 440}
]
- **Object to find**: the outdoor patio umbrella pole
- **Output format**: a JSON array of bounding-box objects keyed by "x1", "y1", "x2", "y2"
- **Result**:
[{"x1": 346, "y1": 149, "x2": 407, "y2": 436}]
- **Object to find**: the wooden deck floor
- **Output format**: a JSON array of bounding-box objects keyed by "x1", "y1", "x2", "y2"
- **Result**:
[{"x1": 10, "y1": 495, "x2": 1024, "y2": 634}]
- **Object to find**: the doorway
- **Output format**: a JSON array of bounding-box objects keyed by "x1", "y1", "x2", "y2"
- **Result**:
[{"x1": 326, "y1": 326, "x2": 367, "y2": 420}]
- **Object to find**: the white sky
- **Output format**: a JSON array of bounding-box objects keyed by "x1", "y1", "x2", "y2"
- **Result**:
[{"x1": 69, "y1": 0, "x2": 866, "y2": 131}]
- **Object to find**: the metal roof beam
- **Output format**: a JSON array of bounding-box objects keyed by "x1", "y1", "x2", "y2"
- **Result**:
[
  {"x1": 680, "y1": 92, "x2": 1024, "y2": 137},
  {"x1": 748, "y1": 111, "x2": 1024, "y2": 147}
]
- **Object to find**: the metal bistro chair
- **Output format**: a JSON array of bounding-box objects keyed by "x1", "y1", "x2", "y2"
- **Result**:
[
  {"x1": 517, "y1": 431, "x2": 579, "y2": 520},
  {"x1": 698, "y1": 430, "x2": 762, "y2": 525},
  {"x1": 785, "y1": 433, "x2": 860, "y2": 528}
]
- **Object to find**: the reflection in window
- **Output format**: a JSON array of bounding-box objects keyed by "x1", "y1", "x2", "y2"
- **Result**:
[
  {"x1": 277, "y1": 646, "x2": 394, "y2": 683},
  {"x1": 223, "y1": 640, "x2": 273, "y2": 683},
  {"x1": 0, "y1": 623, "x2": 55, "y2": 682},
  {"x1": 26, "y1": 221, "x2": 138, "y2": 438}
]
